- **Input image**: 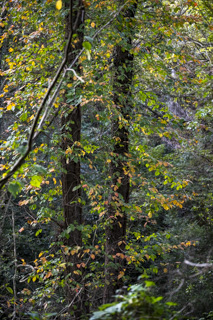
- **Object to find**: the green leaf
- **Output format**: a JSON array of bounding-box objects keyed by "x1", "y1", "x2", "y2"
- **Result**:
[
  {"x1": 6, "y1": 286, "x2": 14, "y2": 294},
  {"x1": 145, "y1": 280, "x2": 155, "y2": 287},
  {"x1": 166, "y1": 302, "x2": 177, "y2": 306},
  {"x1": 30, "y1": 175, "x2": 43, "y2": 188},
  {"x1": 33, "y1": 164, "x2": 47, "y2": 175},
  {"x1": 153, "y1": 267, "x2": 158, "y2": 274},
  {"x1": 83, "y1": 41, "x2": 92, "y2": 50},
  {"x1": 8, "y1": 180, "x2": 23, "y2": 197},
  {"x1": 35, "y1": 229, "x2": 42, "y2": 237},
  {"x1": 153, "y1": 296, "x2": 163, "y2": 303},
  {"x1": 72, "y1": 184, "x2": 81, "y2": 191}
]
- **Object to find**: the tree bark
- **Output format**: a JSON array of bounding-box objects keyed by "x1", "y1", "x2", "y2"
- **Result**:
[
  {"x1": 61, "y1": 1, "x2": 85, "y2": 318},
  {"x1": 104, "y1": 1, "x2": 138, "y2": 303}
]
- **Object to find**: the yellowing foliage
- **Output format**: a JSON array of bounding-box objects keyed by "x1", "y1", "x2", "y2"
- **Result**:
[{"x1": 56, "y1": 0, "x2": 62, "y2": 10}]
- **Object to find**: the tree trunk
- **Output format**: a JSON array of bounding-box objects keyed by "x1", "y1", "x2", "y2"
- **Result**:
[
  {"x1": 61, "y1": 1, "x2": 85, "y2": 318},
  {"x1": 104, "y1": 1, "x2": 138, "y2": 303}
]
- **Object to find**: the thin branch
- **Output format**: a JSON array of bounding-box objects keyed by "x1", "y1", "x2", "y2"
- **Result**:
[
  {"x1": 11, "y1": 208, "x2": 17, "y2": 320},
  {"x1": 53, "y1": 288, "x2": 83, "y2": 320},
  {"x1": 0, "y1": 18, "x2": 74, "y2": 189},
  {"x1": 184, "y1": 259, "x2": 213, "y2": 268},
  {"x1": 17, "y1": 264, "x2": 35, "y2": 283},
  {"x1": 169, "y1": 303, "x2": 194, "y2": 320},
  {"x1": 66, "y1": 68, "x2": 85, "y2": 82},
  {"x1": 139, "y1": 103, "x2": 164, "y2": 119},
  {"x1": 168, "y1": 278, "x2": 185, "y2": 301}
]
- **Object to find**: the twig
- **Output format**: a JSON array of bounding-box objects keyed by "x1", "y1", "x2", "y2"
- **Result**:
[
  {"x1": 53, "y1": 288, "x2": 83, "y2": 320},
  {"x1": 168, "y1": 278, "x2": 184, "y2": 301},
  {"x1": 17, "y1": 264, "x2": 35, "y2": 283},
  {"x1": 66, "y1": 68, "x2": 85, "y2": 82},
  {"x1": 169, "y1": 303, "x2": 194, "y2": 320}
]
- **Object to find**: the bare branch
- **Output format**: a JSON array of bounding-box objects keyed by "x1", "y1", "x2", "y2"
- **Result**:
[
  {"x1": 184, "y1": 259, "x2": 213, "y2": 268},
  {"x1": 0, "y1": 27, "x2": 74, "y2": 189}
]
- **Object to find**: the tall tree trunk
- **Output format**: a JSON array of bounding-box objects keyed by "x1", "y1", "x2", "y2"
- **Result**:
[
  {"x1": 61, "y1": 1, "x2": 85, "y2": 318},
  {"x1": 104, "y1": 1, "x2": 138, "y2": 303}
]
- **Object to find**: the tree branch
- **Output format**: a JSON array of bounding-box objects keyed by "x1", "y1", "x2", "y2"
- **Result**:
[{"x1": 184, "y1": 259, "x2": 213, "y2": 268}]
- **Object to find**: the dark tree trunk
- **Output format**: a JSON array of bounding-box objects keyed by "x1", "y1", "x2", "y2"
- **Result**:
[
  {"x1": 104, "y1": 1, "x2": 138, "y2": 304},
  {"x1": 61, "y1": 1, "x2": 85, "y2": 318}
]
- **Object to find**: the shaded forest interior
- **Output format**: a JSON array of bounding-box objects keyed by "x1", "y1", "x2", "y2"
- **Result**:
[{"x1": 0, "y1": 0, "x2": 213, "y2": 319}]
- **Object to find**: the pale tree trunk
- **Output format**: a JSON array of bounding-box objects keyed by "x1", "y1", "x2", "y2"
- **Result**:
[
  {"x1": 104, "y1": 1, "x2": 138, "y2": 303},
  {"x1": 61, "y1": 0, "x2": 86, "y2": 318}
]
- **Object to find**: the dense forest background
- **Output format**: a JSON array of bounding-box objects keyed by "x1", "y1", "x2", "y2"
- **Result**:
[{"x1": 0, "y1": 0, "x2": 212, "y2": 319}]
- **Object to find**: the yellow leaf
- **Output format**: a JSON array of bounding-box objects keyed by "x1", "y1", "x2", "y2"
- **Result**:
[
  {"x1": 118, "y1": 271, "x2": 124, "y2": 280},
  {"x1": 41, "y1": 257, "x2": 47, "y2": 264},
  {"x1": 84, "y1": 249, "x2": 90, "y2": 253},
  {"x1": 56, "y1": 0, "x2": 62, "y2": 10},
  {"x1": 162, "y1": 204, "x2": 170, "y2": 210},
  {"x1": 135, "y1": 206, "x2": 142, "y2": 213},
  {"x1": 44, "y1": 271, "x2": 52, "y2": 279},
  {"x1": 21, "y1": 259, "x2": 26, "y2": 266},
  {"x1": 73, "y1": 270, "x2": 80, "y2": 275},
  {"x1": 91, "y1": 22, "x2": 95, "y2": 27},
  {"x1": 163, "y1": 268, "x2": 168, "y2": 273},
  {"x1": 7, "y1": 103, "x2": 15, "y2": 111},
  {"x1": 148, "y1": 212, "x2": 152, "y2": 218},
  {"x1": 90, "y1": 254, "x2": 95, "y2": 260},
  {"x1": 9, "y1": 48, "x2": 13, "y2": 52},
  {"x1": 32, "y1": 276, "x2": 37, "y2": 282},
  {"x1": 99, "y1": 211, "x2": 106, "y2": 217},
  {"x1": 19, "y1": 199, "x2": 30, "y2": 206}
]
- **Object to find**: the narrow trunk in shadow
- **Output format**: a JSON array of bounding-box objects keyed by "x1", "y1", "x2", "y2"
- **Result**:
[
  {"x1": 61, "y1": 1, "x2": 86, "y2": 318},
  {"x1": 104, "y1": 1, "x2": 138, "y2": 304}
]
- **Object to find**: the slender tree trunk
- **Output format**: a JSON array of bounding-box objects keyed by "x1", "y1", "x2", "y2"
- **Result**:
[
  {"x1": 0, "y1": 6, "x2": 10, "y2": 135},
  {"x1": 104, "y1": 1, "x2": 137, "y2": 303},
  {"x1": 61, "y1": 1, "x2": 85, "y2": 318}
]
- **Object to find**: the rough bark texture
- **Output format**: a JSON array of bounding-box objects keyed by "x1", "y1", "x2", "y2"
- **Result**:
[
  {"x1": 104, "y1": 1, "x2": 138, "y2": 304},
  {"x1": 61, "y1": 1, "x2": 85, "y2": 318}
]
